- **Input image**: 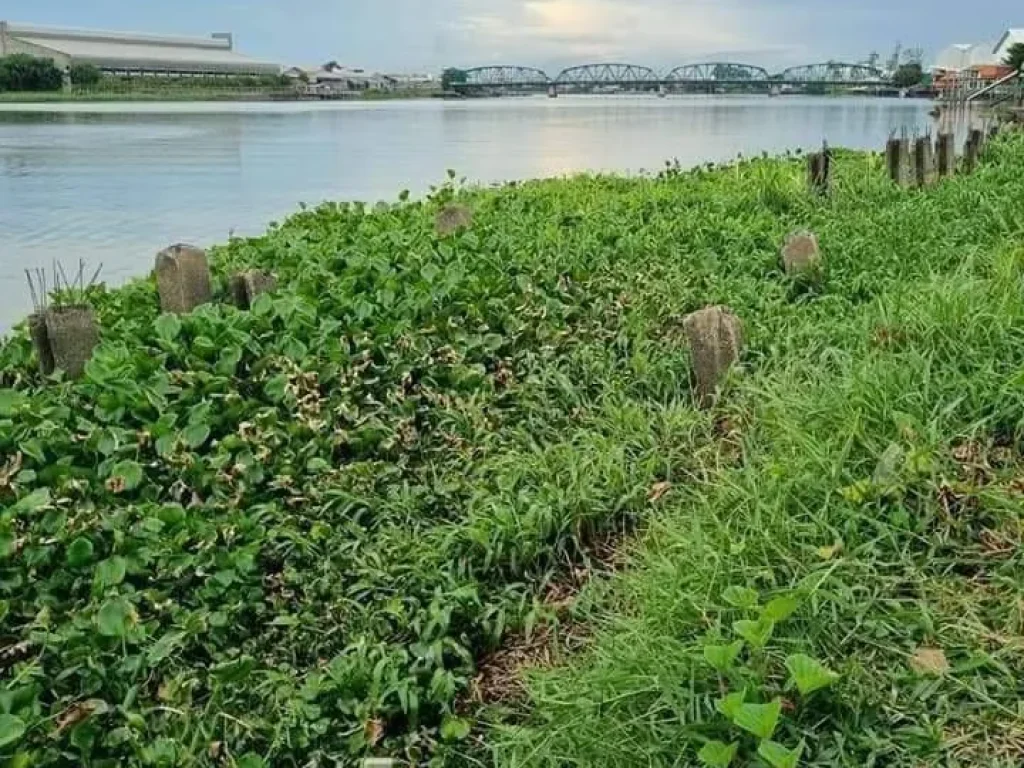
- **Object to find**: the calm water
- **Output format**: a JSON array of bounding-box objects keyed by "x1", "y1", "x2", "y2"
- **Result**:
[{"x1": 1, "y1": 95, "x2": 937, "y2": 329}]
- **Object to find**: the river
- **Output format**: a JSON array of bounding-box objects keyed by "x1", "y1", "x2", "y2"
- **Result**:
[{"x1": 0, "y1": 95, "x2": 938, "y2": 329}]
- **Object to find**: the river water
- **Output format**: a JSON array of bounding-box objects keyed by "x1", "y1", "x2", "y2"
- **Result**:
[{"x1": 0, "y1": 95, "x2": 938, "y2": 329}]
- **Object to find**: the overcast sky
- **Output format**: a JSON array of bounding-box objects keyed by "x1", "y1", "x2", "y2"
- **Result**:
[{"x1": 5, "y1": 0, "x2": 1021, "y2": 73}]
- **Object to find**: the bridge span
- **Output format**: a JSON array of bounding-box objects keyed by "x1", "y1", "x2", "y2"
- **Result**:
[{"x1": 452, "y1": 62, "x2": 890, "y2": 93}]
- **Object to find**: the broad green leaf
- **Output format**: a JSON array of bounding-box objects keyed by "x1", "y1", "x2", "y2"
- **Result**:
[
  {"x1": 11, "y1": 488, "x2": 50, "y2": 515},
  {"x1": 154, "y1": 313, "x2": 182, "y2": 343},
  {"x1": 96, "y1": 599, "x2": 132, "y2": 637},
  {"x1": 94, "y1": 557, "x2": 127, "y2": 589},
  {"x1": 762, "y1": 594, "x2": 800, "y2": 623},
  {"x1": 439, "y1": 715, "x2": 472, "y2": 742},
  {"x1": 0, "y1": 714, "x2": 26, "y2": 748},
  {"x1": 264, "y1": 374, "x2": 289, "y2": 403},
  {"x1": 733, "y1": 618, "x2": 774, "y2": 649},
  {"x1": 722, "y1": 586, "x2": 759, "y2": 609},
  {"x1": 785, "y1": 654, "x2": 839, "y2": 695},
  {"x1": 733, "y1": 699, "x2": 782, "y2": 740},
  {"x1": 66, "y1": 537, "x2": 95, "y2": 567},
  {"x1": 0, "y1": 390, "x2": 26, "y2": 416},
  {"x1": 237, "y1": 756, "x2": 267, "y2": 768},
  {"x1": 182, "y1": 423, "x2": 210, "y2": 449},
  {"x1": 758, "y1": 740, "x2": 804, "y2": 768},
  {"x1": 698, "y1": 740, "x2": 738, "y2": 767},
  {"x1": 704, "y1": 640, "x2": 744, "y2": 672},
  {"x1": 108, "y1": 460, "x2": 144, "y2": 492},
  {"x1": 155, "y1": 434, "x2": 176, "y2": 458},
  {"x1": 715, "y1": 689, "x2": 746, "y2": 720}
]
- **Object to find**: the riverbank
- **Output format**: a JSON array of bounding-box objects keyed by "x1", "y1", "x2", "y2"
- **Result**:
[
  {"x1": 0, "y1": 87, "x2": 441, "y2": 103},
  {"x1": 1, "y1": 133, "x2": 1023, "y2": 765}
]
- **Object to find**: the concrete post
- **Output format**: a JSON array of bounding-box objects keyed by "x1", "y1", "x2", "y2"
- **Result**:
[
  {"x1": 230, "y1": 270, "x2": 277, "y2": 309},
  {"x1": 886, "y1": 137, "x2": 912, "y2": 187},
  {"x1": 936, "y1": 133, "x2": 955, "y2": 178},
  {"x1": 781, "y1": 230, "x2": 822, "y2": 280},
  {"x1": 30, "y1": 307, "x2": 99, "y2": 379},
  {"x1": 155, "y1": 244, "x2": 212, "y2": 314},
  {"x1": 683, "y1": 305, "x2": 743, "y2": 408},
  {"x1": 806, "y1": 150, "x2": 830, "y2": 196},
  {"x1": 963, "y1": 130, "x2": 983, "y2": 174},
  {"x1": 914, "y1": 136, "x2": 935, "y2": 187},
  {"x1": 435, "y1": 204, "x2": 473, "y2": 237}
]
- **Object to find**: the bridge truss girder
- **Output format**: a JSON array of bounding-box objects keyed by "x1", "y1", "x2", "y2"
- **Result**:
[
  {"x1": 462, "y1": 66, "x2": 551, "y2": 87},
  {"x1": 779, "y1": 62, "x2": 886, "y2": 84},
  {"x1": 554, "y1": 63, "x2": 659, "y2": 85},
  {"x1": 666, "y1": 63, "x2": 770, "y2": 83}
]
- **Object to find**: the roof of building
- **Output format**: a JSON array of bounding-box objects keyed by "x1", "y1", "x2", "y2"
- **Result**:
[{"x1": 2, "y1": 22, "x2": 278, "y2": 73}]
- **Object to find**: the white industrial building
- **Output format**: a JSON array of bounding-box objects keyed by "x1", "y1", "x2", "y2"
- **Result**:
[{"x1": 0, "y1": 21, "x2": 278, "y2": 76}]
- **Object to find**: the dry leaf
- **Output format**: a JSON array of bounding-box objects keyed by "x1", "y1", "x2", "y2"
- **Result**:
[
  {"x1": 648, "y1": 482, "x2": 673, "y2": 503},
  {"x1": 910, "y1": 647, "x2": 950, "y2": 676},
  {"x1": 364, "y1": 718, "x2": 384, "y2": 747},
  {"x1": 55, "y1": 699, "x2": 104, "y2": 734}
]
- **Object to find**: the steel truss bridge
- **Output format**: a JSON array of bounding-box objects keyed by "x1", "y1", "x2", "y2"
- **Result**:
[{"x1": 454, "y1": 62, "x2": 889, "y2": 92}]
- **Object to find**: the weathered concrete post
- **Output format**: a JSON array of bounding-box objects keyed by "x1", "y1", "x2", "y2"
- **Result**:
[
  {"x1": 683, "y1": 305, "x2": 743, "y2": 408},
  {"x1": 963, "y1": 129, "x2": 984, "y2": 174},
  {"x1": 806, "y1": 148, "x2": 831, "y2": 196},
  {"x1": 155, "y1": 244, "x2": 212, "y2": 314},
  {"x1": 230, "y1": 270, "x2": 278, "y2": 309},
  {"x1": 936, "y1": 133, "x2": 956, "y2": 178},
  {"x1": 886, "y1": 137, "x2": 912, "y2": 187},
  {"x1": 914, "y1": 136, "x2": 935, "y2": 187},
  {"x1": 781, "y1": 230, "x2": 822, "y2": 280},
  {"x1": 29, "y1": 306, "x2": 99, "y2": 379}
]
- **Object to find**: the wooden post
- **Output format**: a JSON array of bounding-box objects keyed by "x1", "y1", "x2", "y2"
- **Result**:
[
  {"x1": 806, "y1": 150, "x2": 830, "y2": 196},
  {"x1": 936, "y1": 133, "x2": 955, "y2": 178},
  {"x1": 914, "y1": 136, "x2": 935, "y2": 187},
  {"x1": 886, "y1": 137, "x2": 912, "y2": 187},
  {"x1": 963, "y1": 129, "x2": 983, "y2": 174}
]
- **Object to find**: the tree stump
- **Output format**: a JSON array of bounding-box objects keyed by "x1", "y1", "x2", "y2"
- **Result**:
[
  {"x1": 155, "y1": 244, "x2": 212, "y2": 314},
  {"x1": 683, "y1": 306, "x2": 743, "y2": 408}
]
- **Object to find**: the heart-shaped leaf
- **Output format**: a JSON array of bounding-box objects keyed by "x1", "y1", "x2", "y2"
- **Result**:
[
  {"x1": 786, "y1": 654, "x2": 839, "y2": 695},
  {"x1": 715, "y1": 689, "x2": 746, "y2": 720},
  {"x1": 733, "y1": 618, "x2": 774, "y2": 649},
  {"x1": 154, "y1": 313, "x2": 182, "y2": 342},
  {"x1": 762, "y1": 594, "x2": 800, "y2": 623},
  {"x1": 66, "y1": 537, "x2": 95, "y2": 567},
  {"x1": 182, "y1": 422, "x2": 210, "y2": 449},
  {"x1": 108, "y1": 460, "x2": 143, "y2": 492},
  {"x1": 722, "y1": 586, "x2": 759, "y2": 609},
  {"x1": 0, "y1": 714, "x2": 26, "y2": 748},
  {"x1": 96, "y1": 599, "x2": 133, "y2": 638},
  {"x1": 440, "y1": 715, "x2": 472, "y2": 742},
  {"x1": 758, "y1": 740, "x2": 804, "y2": 768},
  {"x1": 697, "y1": 740, "x2": 738, "y2": 767},
  {"x1": 733, "y1": 699, "x2": 782, "y2": 740},
  {"x1": 704, "y1": 640, "x2": 744, "y2": 672},
  {"x1": 94, "y1": 557, "x2": 127, "y2": 590}
]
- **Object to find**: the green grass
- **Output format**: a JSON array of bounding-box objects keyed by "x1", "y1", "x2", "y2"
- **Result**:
[
  {"x1": 0, "y1": 88, "x2": 298, "y2": 103},
  {"x1": 2, "y1": 135, "x2": 1024, "y2": 766}
]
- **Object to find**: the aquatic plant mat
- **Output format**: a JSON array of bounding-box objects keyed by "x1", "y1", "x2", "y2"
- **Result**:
[{"x1": 3, "y1": 136, "x2": 1024, "y2": 766}]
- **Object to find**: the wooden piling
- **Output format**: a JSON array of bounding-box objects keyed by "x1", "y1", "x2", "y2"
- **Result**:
[
  {"x1": 936, "y1": 133, "x2": 955, "y2": 178},
  {"x1": 914, "y1": 136, "x2": 935, "y2": 187}
]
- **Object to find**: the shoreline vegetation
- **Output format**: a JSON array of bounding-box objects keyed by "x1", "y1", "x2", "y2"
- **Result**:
[
  {"x1": 2, "y1": 133, "x2": 1024, "y2": 766},
  {"x1": 0, "y1": 87, "x2": 442, "y2": 104}
]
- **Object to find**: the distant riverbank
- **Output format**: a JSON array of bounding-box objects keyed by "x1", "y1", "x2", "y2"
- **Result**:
[{"x1": 0, "y1": 88, "x2": 442, "y2": 104}]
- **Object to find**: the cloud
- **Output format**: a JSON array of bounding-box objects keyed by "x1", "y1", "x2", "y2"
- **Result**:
[{"x1": 444, "y1": 0, "x2": 807, "y2": 68}]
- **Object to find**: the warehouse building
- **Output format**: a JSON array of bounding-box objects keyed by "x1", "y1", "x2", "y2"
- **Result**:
[{"x1": 0, "y1": 21, "x2": 278, "y2": 76}]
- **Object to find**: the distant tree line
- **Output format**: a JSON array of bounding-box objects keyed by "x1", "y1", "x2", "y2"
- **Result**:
[{"x1": 0, "y1": 54, "x2": 64, "y2": 91}]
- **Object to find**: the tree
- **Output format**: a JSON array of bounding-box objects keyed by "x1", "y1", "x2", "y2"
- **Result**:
[
  {"x1": 1004, "y1": 42, "x2": 1024, "y2": 72},
  {"x1": 0, "y1": 54, "x2": 64, "y2": 92},
  {"x1": 441, "y1": 68, "x2": 468, "y2": 90},
  {"x1": 893, "y1": 62, "x2": 924, "y2": 88},
  {"x1": 69, "y1": 62, "x2": 101, "y2": 88}
]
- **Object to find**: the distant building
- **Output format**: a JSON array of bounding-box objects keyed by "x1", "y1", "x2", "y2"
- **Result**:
[
  {"x1": 931, "y1": 29, "x2": 1019, "y2": 98},
  {"x1": 284, "y1": 64, "x2": 396, "y2": 95},
  {"x1": 0, "y1": 21, "x2": 278, "y2": 76}
]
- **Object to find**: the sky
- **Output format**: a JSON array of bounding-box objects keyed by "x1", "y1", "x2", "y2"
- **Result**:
[{"x1": 4, "y1": 0, "x2": 1021, "y2": 74}]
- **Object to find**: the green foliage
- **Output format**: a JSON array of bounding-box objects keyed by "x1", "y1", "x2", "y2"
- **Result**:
[
  {"x1": 698, "y1": 740, "x2": 738, "y2": 766},
  {"x1": 0, "y1": 54, "x2": 63, "y2": 92},
  {"x1": 1004, "y1": 42, "x2": 1024, "y2": 72},
  {"x1": 893, "y1": 62, "x2": 924, "y2": 88},
  {"x1": 758, "y1": 740, "x2": 804, "y2": 768},
  {"x1": 6, "y1": 137, "x2": 1024, "y2": 765},
  {"x1": 785, "y1": 654, "x2": 839, "y2": 695},
  {"x1": 68, "y1": 62, "x2": 101, "y2": 87},
  {"x1": 441, "y1": 67, "x2": 468, "y2": 90}
]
